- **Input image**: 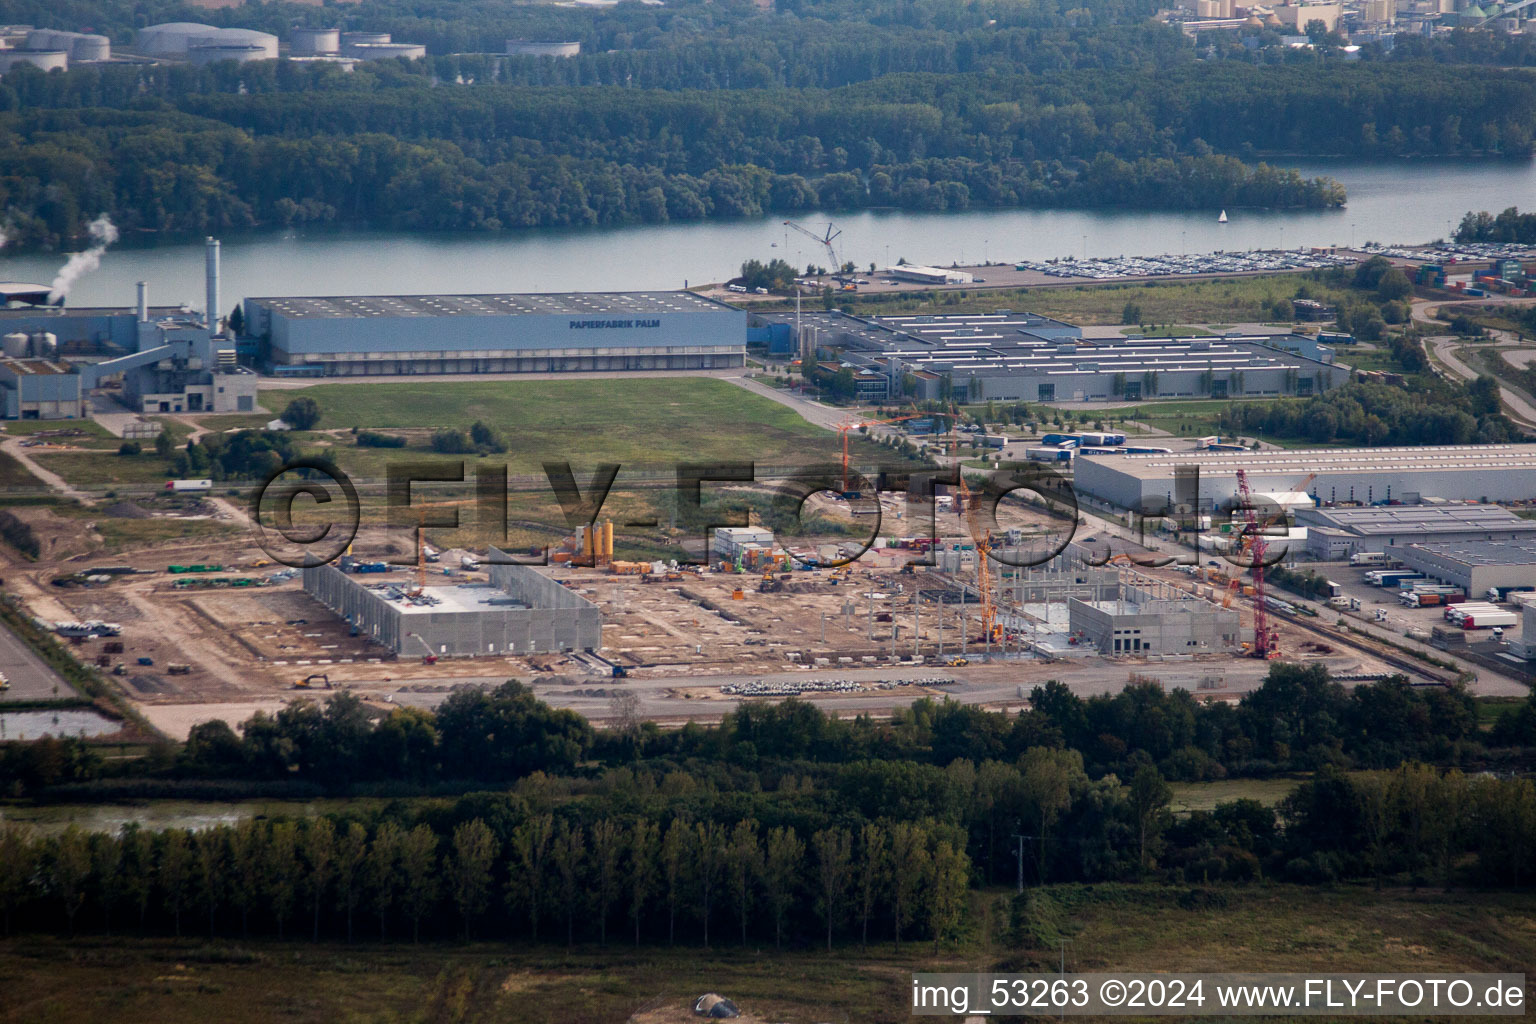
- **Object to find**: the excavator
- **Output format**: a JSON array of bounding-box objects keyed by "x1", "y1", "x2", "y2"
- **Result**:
[{"x1": 293, "y1": 673, "x2": 331, "y2": 690}]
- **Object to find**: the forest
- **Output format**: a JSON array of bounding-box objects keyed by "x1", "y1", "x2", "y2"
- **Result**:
[
  {"x1": 1456, "y1": 206, "x2": 1536, "y2": 245},
  {"x1": 4, "y1": 0, "x2": 1536, "y2": 247},
  {"x1": 2, "y1": 669, "x2": 1535, "y2": 946}
]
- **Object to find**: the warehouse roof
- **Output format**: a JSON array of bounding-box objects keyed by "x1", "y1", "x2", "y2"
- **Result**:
[
  {"x1": 1297, "y1": 503, "x2": 1536, "y2": 537},
  {"x1": 1081, "y1": 444, "x2": 1536, "y2": 481},
  {"x1": 1404, "y1": 539, "x2": 1536, "y2": 568},
  {"x1": 249, "y1": 291, "x2": 727, "y2": 319},
  {"x1": 371, "y1": 584, "x2": 530, "y2": 615}
]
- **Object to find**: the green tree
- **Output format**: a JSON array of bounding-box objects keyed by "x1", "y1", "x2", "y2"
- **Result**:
[
  {"x1": 726, "y1": 818, "x2": 761, "y2": 946},
  {"x1": 888, "y1": 823, "x2": 930, "y2": 950},
  {"x1": 1129, "y1": 761, "x2": 1172, "y2": 873},
  {"x1": 449, "y1": 819, "x2": 499, "y2": 940},
  {"x1": 856, "y1": 823, "x2": 885, "y2": 949},
  {"x1": 628, "y1": 819, "x2": 660, "y2": 946},
  {"x1": 280, "y1": 396, "x2": 321, "y2": 430},
  {"x1": 812, "y1": 827, "x2": 853, "y2": 952},
  {"x1": 926, "y1": 839, "x2": 969, "y2": 952},
  {"x1": 301, "y1": 818, "x2": 336, "y2": 942},
  {"x1": 661, "y1": 818, "x2": 691, "y2": 945},
  {"x1": 694, "y1": 821, "x2": 726, "y2": 948},
  {"x1": 591, "y1": 818, "x2": 622, "y2": 946},
  {"x1": 159, "y1": 830, "x2": 192, "y2": 937},
  {"x1": 762, "y1": 825, "x2": 804, "y2": 951},
  {"x1": 367, "y1": 821, "x2": 404, "y2": 940},
  {"x1": 398, "y1": 824, "x2": 439, "y2": 943},
  {"x1": 509, "y1": 813, "x2": 553, "y2": 941},
  {"x1": 49, "y1": 826, "x2": 92, "y2": 938},
  {"x1": 334, "y1": 821, "x2": 368, "y2": 943},
  {"x1": 266, "y1": 821, "x2": 300, "y2": 940},
  {"x1": 551, "y1": 820, "x2": 586, "y2": 947}
]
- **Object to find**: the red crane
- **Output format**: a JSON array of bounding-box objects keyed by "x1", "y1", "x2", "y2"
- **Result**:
[{"x1": 1234, "y1": 468, "x2": 1279, "y2": 659}]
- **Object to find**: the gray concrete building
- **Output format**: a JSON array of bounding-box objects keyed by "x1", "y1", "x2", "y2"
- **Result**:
[
  {"x1": 303, "y1": 553, "x2": 601, "y2": 657},
  {"x1": 0, "y1": 358, "x2": 83, "y2": 419},
  {"x1": 1396, "y1": 540, "x2": 1536, "y2": 597},
  {"x1": 242, "y1": 291, "x2": 746, "y2": 376},
  {"x1": 1075, "y1": 444, "x2": 1536, "y2": 512},
  {"x1": 1067, "y1": 580, "x2": 1240, "y2": 655},
  {"x1": 1297, "y1": 503, "x2": 1536, "y2": 560}
]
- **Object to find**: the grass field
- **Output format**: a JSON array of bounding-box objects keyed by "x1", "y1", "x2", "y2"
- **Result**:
[
  {"x1": 1167, "y1": 776, "x2": 1305, "y2": 813},
  {"x1": 280, "y1": 377, "x2": 841, "y2": 466},
  {"x1": 0, "y1": 449, "x2": 42, "y2": 489},
  {"x1": 829, "y1": 273, "x2": 1352, "y2": 325},
  {"x1": 3, "y1": 886, "x2": 1531, "y2": 1024}
]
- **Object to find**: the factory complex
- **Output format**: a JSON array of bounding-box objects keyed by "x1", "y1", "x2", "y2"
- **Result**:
[
  {"x1": 0, "y1": 240, "x2": 256, "y2": 418},
  {"x1": 1074, "y1": 444, "x2": 1536, "y2": 511},
  {"x1": 1298, "y1": 503, "x2": 1536, "y2": 560},
  {"x1": 243, "y1": 291, "x2": 746, "y2": 376},
  {"x1": 766, "y1": 309, "x2": 1347, "y2": 404}
]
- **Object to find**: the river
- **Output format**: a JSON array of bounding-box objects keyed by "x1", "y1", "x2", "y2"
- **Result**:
[{"x1": 2, "y1": 158, "x2": 1530, "y2": 308}]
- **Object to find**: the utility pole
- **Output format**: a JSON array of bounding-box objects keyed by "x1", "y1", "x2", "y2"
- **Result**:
[{"x1": 1013, "y1": 834, "x2": 1026, "y2": 894}]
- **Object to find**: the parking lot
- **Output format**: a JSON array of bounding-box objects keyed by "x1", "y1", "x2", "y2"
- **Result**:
[
  {"x1": 1011, "y1": 249, "x2": 1360, "y2": 281},
  {"x1": 1303, "y1": 561, "x2": 1524, "y2": 651}
]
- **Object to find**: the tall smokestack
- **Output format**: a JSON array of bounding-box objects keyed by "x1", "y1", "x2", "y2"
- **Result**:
[
  {"x1": 136, "y1": 281, "x2": 148, "y2": 323},
  {"x1": 205, "y1": 237, "x2": 220, "y2": 334}
]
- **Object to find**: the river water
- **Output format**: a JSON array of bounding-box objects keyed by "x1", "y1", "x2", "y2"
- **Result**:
[{"x1": 2, "y1": 158, "x2": 1531, "y2": 308}]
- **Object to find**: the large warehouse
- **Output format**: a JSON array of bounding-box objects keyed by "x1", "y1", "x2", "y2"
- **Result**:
[
  {"x1": 1396, "y1": 540, "x2": 1536, "y2": 597},
  {"x1": 1075, "y1": 444, "x2": 1536, "y2": 512},
  {"x1": 760, "y1": 309, "x2": 1345, "y2": 403},
  {"x1": 1297, "y1": 503, "x2": 1536, "y2": 560},
  {"x1": 303, "y1": 556, "x2": 602, "y2": 657},
  {"x1": 242, "y1": 291, "x2": 747, "y2": 376}
]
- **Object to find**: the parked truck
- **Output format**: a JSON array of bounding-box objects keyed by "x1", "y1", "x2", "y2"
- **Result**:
[
  {"x1": 1461, "y1": 609, "x2": 1518, "y2": 630},
  {"x1": 165, "y1": 479, "x2": 213, "y2": 493},
  {"x1": 1349, "y1": 552, "x2": 1388, "y2": 566}
]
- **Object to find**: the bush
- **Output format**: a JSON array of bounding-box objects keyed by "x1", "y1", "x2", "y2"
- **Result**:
[
  {"x1": 430, "y1": 428, "x2": 475, "y2": 454},
  {"x1": 117, "y1": 441, "x2": 141, "y2": 456},
  {"x1": 356, "y1": 430, "x2": 407, "y2": 449},
  {"x1": 279, "y1": 396, "x2": 322, "y2": 430}
]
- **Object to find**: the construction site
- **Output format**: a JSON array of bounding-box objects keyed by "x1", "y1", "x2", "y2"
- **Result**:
[{"x1": 0, "y1": 455, "x2": 1438, "y2": 742}]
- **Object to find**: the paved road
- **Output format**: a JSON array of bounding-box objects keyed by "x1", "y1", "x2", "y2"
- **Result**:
[
  {"x1": 1414, "y1": 296, "x2": 1536, "y2": 429},
  {"x1": 0, "y1": 617, "x2": 72, "y2": 703},
  {"x1": 728, "y1": 375, "x2": 850, "y2": 429}
]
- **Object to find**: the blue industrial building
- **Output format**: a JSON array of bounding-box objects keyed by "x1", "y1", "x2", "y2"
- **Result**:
[{"x1": 242, "y1": 291, "x2": 747, "y2": 376}]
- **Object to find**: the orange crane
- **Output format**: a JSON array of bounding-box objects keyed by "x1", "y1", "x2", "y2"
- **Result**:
[
  {"x1": 834, "y1": 412, "x2": 926, "y2": 495},
  {"x1": 1235, "y1": 468, "x2": 1279, "y2": 659},
  {"x1": 404, "y1": 495, "x2": 479, "y2": 595}
]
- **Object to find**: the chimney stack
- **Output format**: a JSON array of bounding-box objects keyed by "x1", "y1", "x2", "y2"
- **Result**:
[
  {"x1": 205, "y1": 237, "x2": 220, "y2": 334},
  {"x1": 136, "y1": 281, "x2": 148, "y2": 323}
]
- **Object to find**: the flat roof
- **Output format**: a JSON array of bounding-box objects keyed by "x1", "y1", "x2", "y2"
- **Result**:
[
  {"x1": 1299, "y1": 503, "x2": 1536, "y2": 536},
  {"x1": 1082, "y1": 444, "x2": 1536, "y2": 480},
  {"x1": 0, "y1": 305, "x2": 189, "y2": 317},
  {"x1": 249, "y1": 291, "x2": 728, "y2": 319},
  {"x1": 0, "y1": 357, "x2": 70, "y2": 375},
  {"x1": 1405, "y1": 539, "x2": 1536, "y2": 568},
  {"x1": 370, "y1": 583, "x2": 530, "y2": 615}
]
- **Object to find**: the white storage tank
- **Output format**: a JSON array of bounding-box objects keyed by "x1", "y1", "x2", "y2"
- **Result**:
[
  {"x1": 135, "y1": 22, "x2": 219, "y2": 57},
  {"x1": 289, "y1": 26, "x2": 340, "y2": 55},
  {"x1": 0, "y1": 51, "x2": 68, "y2": 73},
  {"x1": 348, "y1": 42, "x2": 426, "y2": 61},
  {"x1": 341, "y1": 31, "x2": 391, "y2": 48},
  {"x1": 505, "y1": 39, "x2": 581, "y2": 57},
  {"x1": 189, "y1": 42, "x2": 268, "y2": 66},
  {"x1": 209, "y1": 28, "x2": 278, "y2": 59},
  {"x1": 30, "y1": 332, "x2": 57, "y2": 359},
  {"x1": 2, "y1": 332, "x2": 29, "y2": 359}
]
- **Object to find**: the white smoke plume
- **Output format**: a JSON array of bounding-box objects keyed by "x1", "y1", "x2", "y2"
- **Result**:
[{"x1": 47, "y1": 214, "x2": 119, "y2": 303}]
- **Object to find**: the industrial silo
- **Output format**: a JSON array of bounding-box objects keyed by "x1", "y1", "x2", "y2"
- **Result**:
[
  {"x1": 134, "y1": 23, "x2": 219, "y2": 57},
  {"x1": 30, "y1": 332, "x2": 57, "y2": 359},
  {"x1": 3, "y1": 332, "x2": 29, "y2": 359},
  {"x1": 69, "y1": 34, "x2": 111, "y2": 62},
  {"x1": 290, "y1": 27, "x2": 340, "y2": 55}
]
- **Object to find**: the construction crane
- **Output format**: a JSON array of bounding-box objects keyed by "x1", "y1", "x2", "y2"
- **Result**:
[
  {"x1": 1234, "y1": 468, "x2": 1279, "y2": 659},
  {"x1": 406, "y1": 496, "x2": 480, "y2": 594},
  {"x1": 959, "y1": 472, "x2": 1003, "y2": 646},
  {"x1": 784, "y1": 220, "x2": 844, "y2": 277},
  {"x1": 834, "y1": 413, "x2": 926, "y2": 495}
]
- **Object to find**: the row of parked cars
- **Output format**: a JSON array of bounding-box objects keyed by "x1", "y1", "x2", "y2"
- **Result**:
[{"x1": 1015, "y1": 249, "x2": 1358, "y2": 280}]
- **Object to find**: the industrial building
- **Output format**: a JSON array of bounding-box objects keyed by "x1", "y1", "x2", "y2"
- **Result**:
[
  {"x1": 1395, "y1": 540, "x2": 1536, "y2": 597},
  {"x1": 885, "y1": 264, "x2": 974, "y2": 285},
  {"x1": 0, "y1": 358, "x2": 83, "y2": 419},
  {"x1": 761, "y1": 309, "x2": 1345, "y2": 404},
  {"x1": 0, "y1": 239, "x2": 257, "y2": 418},
  {"x1": 1297, "y1": 503, "x2": 1536, "y2": 560},
  {"x1": 1075, "y1": 444, "x2": 1536, "y2": 512},
  {"x1": 242, "y1": 291, "x2": 746, "y2": 376},
  {"x1": 1068, "y1": 579, "x2": 1241, "y2": 655},
  {"x1": 303, "y1": 555, "x2": 603, "y2": 657}
]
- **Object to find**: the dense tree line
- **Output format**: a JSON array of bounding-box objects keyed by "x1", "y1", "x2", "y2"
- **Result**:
[
  {"x1": 1218, "y1": 378, "x2": 1519, "y2": 448},
  {"x1": 10, "y1": 669, "x2": 1521, "y2": 803},
  {"x1": 0, "y1": 813, "x2": 969, "y2": 948},
  {"x1": 168, "y1": 429, "x2": 302, "y2": 481},
  {"x1": 4, "y1": 57, "x2": 1534, "y2": 249},
  {"x1": 1456, "y1": 206, "x2": 1536, "y2": 245}
]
